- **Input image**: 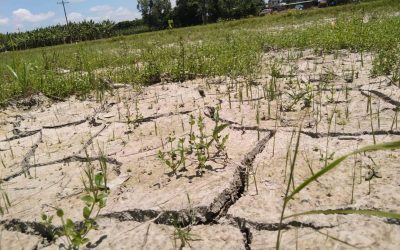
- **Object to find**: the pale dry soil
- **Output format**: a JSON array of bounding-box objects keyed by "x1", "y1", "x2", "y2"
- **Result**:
[{"x1": 0, "y1": 49, "x2": 399, "y2": 249}]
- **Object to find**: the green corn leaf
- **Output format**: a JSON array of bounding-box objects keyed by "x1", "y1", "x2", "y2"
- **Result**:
[
  {"x1": 284, "y1": 208, "x2": 400, "y2": 220},
  {"x1": 286, "y1": 140, "x2": 400, "y2": 202}
]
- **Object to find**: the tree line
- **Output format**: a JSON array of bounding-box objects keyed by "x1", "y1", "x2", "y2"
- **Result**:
[
  {"x1": 0, "y1": 19, "x2": 150, "y2": 52},
  {"x1": 138, "y1": 0, "x2": 266, "y2": 28},
  {"x1": 0, "y1": 0, "x2": 265, "y2": 51}
]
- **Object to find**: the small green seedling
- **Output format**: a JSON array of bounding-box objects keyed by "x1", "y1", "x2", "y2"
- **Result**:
[
  {"x1": 158, "y1": 109, "x2": 229, "y2": 176},
  {"x1": 41, "y1": 156, "x2": 108, "y2": 249},
  {"x1": 194, "y1": 114, "x2": 209, "y2": 172},
  {"x1": 172, "y1": 194, "x2": 199, "y2": 249},
  {"x1": 209, "y1": 107, "x2": 229, "y2": 156},
  {"x1": 158, "y1": 134, "x2": 187, "y2": 175}
]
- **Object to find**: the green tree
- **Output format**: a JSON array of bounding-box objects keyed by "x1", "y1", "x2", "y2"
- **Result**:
[
  {"x1": 207, "y1": 0, "x2": 222, "y2": 23},
  {"x1": 137, "y1": 0, "x2": 172, "y2": 28},
  {"x1": 174, "y1": 0, "x2": 222, "y2": 25},
  {"x1": 0, "y1": 33, "x2": 6, "y2": 52},
  {"x1": 174, "y1": 0, "x2": 202, "y2": 26},
  {"x1": 218, "y1": 0, "x2": 264, "y2": 19}
]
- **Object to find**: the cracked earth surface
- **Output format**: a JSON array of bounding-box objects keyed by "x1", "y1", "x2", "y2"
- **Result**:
[{"x1": 0, "y1": 49, "x2": 399, "y2": 249}]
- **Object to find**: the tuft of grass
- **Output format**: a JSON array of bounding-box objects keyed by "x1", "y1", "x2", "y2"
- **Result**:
[{"x1": 172, "y1": 194, "x2": 200, "y2": 249}]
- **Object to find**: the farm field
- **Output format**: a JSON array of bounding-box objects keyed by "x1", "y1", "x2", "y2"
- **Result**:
[{"x1": 1, "y1": 0, "x2": 400, "y2": 249}]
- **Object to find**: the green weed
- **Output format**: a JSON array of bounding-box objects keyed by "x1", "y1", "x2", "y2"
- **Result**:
[{"x1": 41, "y1": 154, "x2": 109, "y2": 249}]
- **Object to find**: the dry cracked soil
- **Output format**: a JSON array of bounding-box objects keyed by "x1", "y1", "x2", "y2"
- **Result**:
[{"x1": 0, "y1": 49, "x2": 399, "y2": 249}]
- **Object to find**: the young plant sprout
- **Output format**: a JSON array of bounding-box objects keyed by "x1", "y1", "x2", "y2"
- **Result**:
[
  {"x1": 41, "y1": 153, "x2": 109, "y2": 249},
  {"x1": 158, "y1": 109, "x2": 229, "y2": 177}
]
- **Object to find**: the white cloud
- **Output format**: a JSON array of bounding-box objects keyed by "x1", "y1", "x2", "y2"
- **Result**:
[
  {"x1": 68, "y1": 12, "x2": 84, "y2": 22},
  {"x1": 89, "y1": 5, "x2": 113, "y2": 13},
  {"x1": 69, "y1": 0, "x2": 86, "y2": 2},
  {"x1": 88, "y1": 5, "x2": 140, "y2": 22},
  {"x1": 54, "y1": 5, "x2": 140, "y2": 25},
  {"x1": 0, "y1": 17, "x2": 9, "y2": 25},
  {"x1": 13, "y1": 8, "x2": 55, "y2": 23}
]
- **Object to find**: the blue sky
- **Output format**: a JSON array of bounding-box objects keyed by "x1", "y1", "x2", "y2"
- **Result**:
[{"x1": 0, "y1": 0, "x2": 177, "y2": 33}]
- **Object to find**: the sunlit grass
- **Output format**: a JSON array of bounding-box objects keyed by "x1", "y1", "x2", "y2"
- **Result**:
[{"x1": 0, "y1": 0, "x2": 399, "y2": 104}]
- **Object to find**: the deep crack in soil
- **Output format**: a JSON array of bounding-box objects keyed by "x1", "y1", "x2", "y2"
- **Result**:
[
  {"x1": 0, "y1": 130, "x2": 276, "y2": 250},
  {"x1": 361, "y1": 89, "x2": 400, "y2": 107}
]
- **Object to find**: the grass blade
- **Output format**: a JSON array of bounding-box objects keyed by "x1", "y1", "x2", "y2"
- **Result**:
[
  {"x1": 284, "y1": 208, "x2": 400, "y2": 220},
  {"x1": 286, "y1": 140, "x2": 400, "y2": 202},
  {"x1": 6, "y1": 65, "x2": 19, "y2": 80},
  {"x1": 314, "y1": 229, "x2": 359, "y2": 248},
  {"x1": 276, "y1": 128, "x2": 303, "y2": 250}
]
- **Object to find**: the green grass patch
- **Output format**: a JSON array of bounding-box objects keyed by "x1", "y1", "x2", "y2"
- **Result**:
[{"x1": 0, "y1": 0, "x2": 399, "y2": 104}]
